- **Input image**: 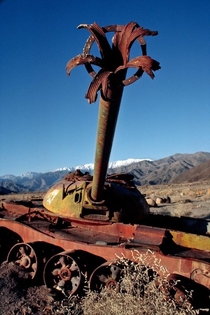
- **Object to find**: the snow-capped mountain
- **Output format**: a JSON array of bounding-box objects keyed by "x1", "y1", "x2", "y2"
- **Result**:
[
  {"x1": 0, "y1": 158, "x2": 147, "y2": 181},
  {"x1": 108, "y1": 158, "x2": 152, "y2": 169},
  {"x1": 0, "y1": 174, "x2": 17, "y2": 180},
  {"x1": 1, "y1": 172, "x2": 41, "y2": 180},
  {"x1": 74, "y1": 158, "x2": 148, "y2": 174},
  {"x1": 52, "y1": 167, "x2": 75, "y2": 173},
  {"x1": 51, "y1": 158, "x2": 149, "y2": 174},
  {"x1": 0, "y1": 158, "x2": 148, "y2": 193},
  {"x1": 19, "y1": 172, "x2": 42, "y2": 179},
  {"x1": 1, "y1": 152, "x2": 210, "y2": 194}
]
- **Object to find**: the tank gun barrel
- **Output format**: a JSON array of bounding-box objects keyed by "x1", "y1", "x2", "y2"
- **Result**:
[
  {"x1": 91, "y1": 84, "x2": 125, "y2": 201},
  {"x1": 65, "y1": 22, "x2": 160, "y2": 201}
]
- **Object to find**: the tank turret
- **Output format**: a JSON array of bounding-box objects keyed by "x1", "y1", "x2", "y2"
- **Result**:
[{"x1": 43, "y1": 22, "x2": 160, "y2": 223}]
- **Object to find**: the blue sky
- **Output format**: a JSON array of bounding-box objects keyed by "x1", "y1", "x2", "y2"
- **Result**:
[{"x1": 0, "y1": 0, "x2": 210, "y2": 176}]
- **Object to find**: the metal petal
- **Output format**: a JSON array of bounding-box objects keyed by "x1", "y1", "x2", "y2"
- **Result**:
[
  {"x1": 119, "y1": 22, "x2": 138, "y2": 47},
  {"x1": 116, "y1": 55, "x2": 160, "y2": 79},
  {"x1": 117, "y1": 22, "x2": 139, "y2": 63},
  {"x1": 66, "y1": 54, "x2": 103, "y2": 76},
  {"x1": 85, "y1": 70, "x2": 113, "y2": 104},
  {"x1": 128, "y1": 28, "x2": 158, "y2": 47},
  {"x1": 127, "y1": 28, "x2": 158, "y2": 56},
  {"x1": 78, "y1": 23, "x2": 112, "y2": 60}
]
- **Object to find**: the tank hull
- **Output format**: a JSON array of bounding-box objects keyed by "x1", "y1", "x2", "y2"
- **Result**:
[{"x1": 1, "y1": 200, "x2": 210, "y2": 293}]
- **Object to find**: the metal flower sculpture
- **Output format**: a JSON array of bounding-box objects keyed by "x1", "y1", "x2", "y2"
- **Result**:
[{"x1": 66, "y1": 22, "x2": 160, "y2": 201}]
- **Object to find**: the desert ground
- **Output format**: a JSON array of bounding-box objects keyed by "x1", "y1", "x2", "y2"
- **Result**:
[
  {"x1": 140, "y1": 180, "x2": 210, "y2": 219},
  {"x1": 0, "y1": 181, "x2": 210, "y2": 314}
]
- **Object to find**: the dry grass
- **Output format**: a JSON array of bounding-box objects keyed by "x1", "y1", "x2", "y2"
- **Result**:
[
  {"x1": 47, "y1": 251, "x2": 199, "y2": 315},
  {"x1": 0, "y1": 249, "x2": 207, "y2": 314}
]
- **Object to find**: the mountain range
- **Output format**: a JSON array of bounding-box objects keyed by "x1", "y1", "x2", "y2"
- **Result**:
[{"x1": 0, "y1": 152, "x2": 210, "y2": 194}]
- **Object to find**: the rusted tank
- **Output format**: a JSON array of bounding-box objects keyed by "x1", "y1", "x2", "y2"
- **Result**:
[{"x1": 0, "y1": 22, "x2": 210, "y2": 309}]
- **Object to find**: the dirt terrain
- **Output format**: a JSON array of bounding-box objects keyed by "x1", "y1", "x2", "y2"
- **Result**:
[
  {"x1": 140, "y1": 180, "x2": 210, "y2": 220},
  {"x1": 0, "y1": 181, "x2": 210, "y2": 314}
]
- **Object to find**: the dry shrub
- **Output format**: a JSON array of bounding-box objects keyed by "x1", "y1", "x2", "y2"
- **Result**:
[
  {"x1": 0, "y1": 252, "x2": 204, "y2": 314},
  {"x1": 180, "y1": 189, "x2": 191, "y2": 197},
  {"x1": 188, "y1": 190, "x2": 206, "y2": 198},
  {"x1": 200, "y1": 195, "x2": 210, "y2": 202},
  {"x1": 181, "y1": 189, "x2": 207, "y2": 199},
  {"x1": 0, "y1": 262, "x2": 52, "y2": 315},
  {"x1": 79, "y1": 251, "x2": 197, "y2": 315},
  {"x1": 165, "y1": 188, "x2": 176, "y2": 196},
  {"x1": 194, "y1": 189, "x2": 207, "y2": 197}
]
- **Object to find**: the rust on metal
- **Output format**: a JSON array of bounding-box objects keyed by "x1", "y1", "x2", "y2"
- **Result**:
[
  {"x1": 66, "y1": 22, "x2": 160, "y2": 201},
  {"x1": 191, "y1": 268, "x2": 210, "y2": 289},
  {"x1": 0, "y1": 207, "x2": 210, "y2": 286},
  {"x1": 1, "y1": 199, "x2": 210, "y2": 303}
]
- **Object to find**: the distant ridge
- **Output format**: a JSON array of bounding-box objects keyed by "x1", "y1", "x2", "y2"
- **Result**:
[
  {"x1": 53, "y1": 158, "x2": 150, "y2": 174},
  {"x1": 0, "y1": 152, "x2": 210, "y2": 193},
  {"x1": 172, "y1": 159, "x2": 210, "y2": 183}
]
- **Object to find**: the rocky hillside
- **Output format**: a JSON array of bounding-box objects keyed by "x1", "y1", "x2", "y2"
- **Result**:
[
  {"x1": 0, "y1": 152, "x2": 210, "y2": 193},
  {"x1": 112, "y1": 152, "x2": 210, "y2": 186},
  {"x1": 172, "y1": 159, "x2": 210, "y2": 184}
]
